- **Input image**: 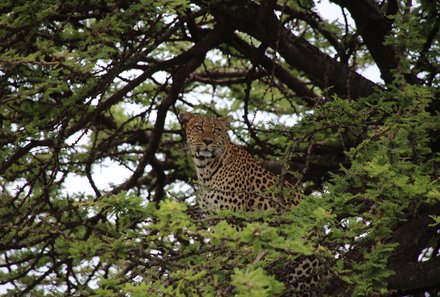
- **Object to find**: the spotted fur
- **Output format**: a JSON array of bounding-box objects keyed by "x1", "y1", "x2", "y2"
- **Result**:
[
  {"x1": 180, "y1": 112, "x2": 330, "y2": 296},
  {"x1": 180, "y1": 112, "x2": 298, "y2": 212}
]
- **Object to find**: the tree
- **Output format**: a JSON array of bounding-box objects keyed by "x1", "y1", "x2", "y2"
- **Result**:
[{"x1": 1, "y1": 0, "x2": 439, "y2": 295}]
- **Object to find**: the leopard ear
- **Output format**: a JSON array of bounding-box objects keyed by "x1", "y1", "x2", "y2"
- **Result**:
[
  {"x1": 179, "y1": 112, "x2": 194, "y2": 129},
  {"x1": 222, "y1": 115, "x2": 233, "y2": 128}
]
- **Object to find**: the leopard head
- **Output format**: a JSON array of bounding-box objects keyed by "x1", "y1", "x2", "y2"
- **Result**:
[{"x1": 180, "y1": 112, "x2": 232, "y2": 159}]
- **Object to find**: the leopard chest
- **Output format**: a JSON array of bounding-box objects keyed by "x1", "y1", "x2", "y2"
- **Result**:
[{"x1": 195, "y1": 160, "x2": 251, "y2": 212}]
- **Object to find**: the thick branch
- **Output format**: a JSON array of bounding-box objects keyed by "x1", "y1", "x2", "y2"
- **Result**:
[
  {"x1": 390, "y1": 204, "x2": 439, "y2": 263},
  {"x1": 387, "y1": 203, "x2": 440, "y2": 294},
  {"x1": 210, "y1": 1, "x2": 377, "y2": 99},
  {"x1": 229, "y1": 35, "x2": 319, "y2": 105},
  {"x1": 331, "y1": 0, "x2": 397, "y2": 84},
  {"x1": 388, "y1": 256, "x2": 440, "y2": 295},
  {"x1": 331, "y1": 0, "x2": 420, "y2": 84},
  {"x1": 276, "y1": 4, "x2": 346, "y2": 60}
]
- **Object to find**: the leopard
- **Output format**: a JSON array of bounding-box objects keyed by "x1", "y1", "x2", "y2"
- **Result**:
[
  {"x1": 180, "y1": 112, "x2": 331, "y2": 296},
  {"x1": 180, "y1": 112, "x2": 299, "y2": 212}
]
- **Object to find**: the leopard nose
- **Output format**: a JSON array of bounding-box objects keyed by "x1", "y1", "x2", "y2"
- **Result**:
[{"x1": 203, "y1": 138, "x2": 213, "y2": 145}]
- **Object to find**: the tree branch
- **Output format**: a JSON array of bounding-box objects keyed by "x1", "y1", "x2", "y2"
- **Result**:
[
  {"x1": 331, "y1": 0, "x2": 420, "y2": 84},
  {"x1": 210, "y1": 0, "x2": 377, "y2": 99},
  {"x1": 387, "y1": 203, "x2": 440, "y2": 294},
  {"x1": 228, "y1": 35, "x2": 319, "y2": 105},
  {"x1": 388, "y1": 256, "x2": 440, "y2": 295},
  {"x1": 0, "y1": 139, "x2": 54, "y2": 176},
  {"x1": 189, "y1": 70, "x2": 266, "y2": 85},
  {"x1": 111, "y1": 23, "x2": 233, "y2": 194},
  {"x1": 390, "y1": 204, "x2": 439, "y2": 263}
]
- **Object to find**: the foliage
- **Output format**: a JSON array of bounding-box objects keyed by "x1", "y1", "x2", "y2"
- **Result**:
[{"x1": 1, "y1": 0, "x2": 439, "y2": 296}]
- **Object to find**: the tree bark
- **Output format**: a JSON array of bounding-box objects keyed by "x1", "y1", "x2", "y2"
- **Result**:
[{"x1": 208, "y1": 0, "x2": 377, "y2": 99}]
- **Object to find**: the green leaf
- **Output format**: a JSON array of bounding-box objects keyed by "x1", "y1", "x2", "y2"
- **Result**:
[{"x1": 231, "y1": 267, "x2": 284, "y2": 297}]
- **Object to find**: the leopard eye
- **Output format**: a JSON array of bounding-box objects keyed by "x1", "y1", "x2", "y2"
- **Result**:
[
  {"x1": 213, "y1": 127, "x2": 222, "y2": 133},
  {"x1": 193, "y1": 124, "x2": 203, "y2": 131}
]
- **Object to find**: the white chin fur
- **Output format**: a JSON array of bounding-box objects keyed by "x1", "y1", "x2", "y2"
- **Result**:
[{"x1": 198, "y1": 150, "x2": 213, "y2": 157}]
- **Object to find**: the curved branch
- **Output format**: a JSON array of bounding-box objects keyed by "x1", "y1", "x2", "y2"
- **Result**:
[
  {"x1": 228, "y1": 35, "x2": 319, "y2": 105},
  {"x1": 210, "y1": 1, "x2": 377, "y2": 99},
  {"x1": 275, "y1": 4, "x2": 346, "y2": 60}
]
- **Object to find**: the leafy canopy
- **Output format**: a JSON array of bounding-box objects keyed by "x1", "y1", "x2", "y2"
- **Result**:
[{"x1": 1, "y1": 0, "x2": 439, "y2": 296}]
